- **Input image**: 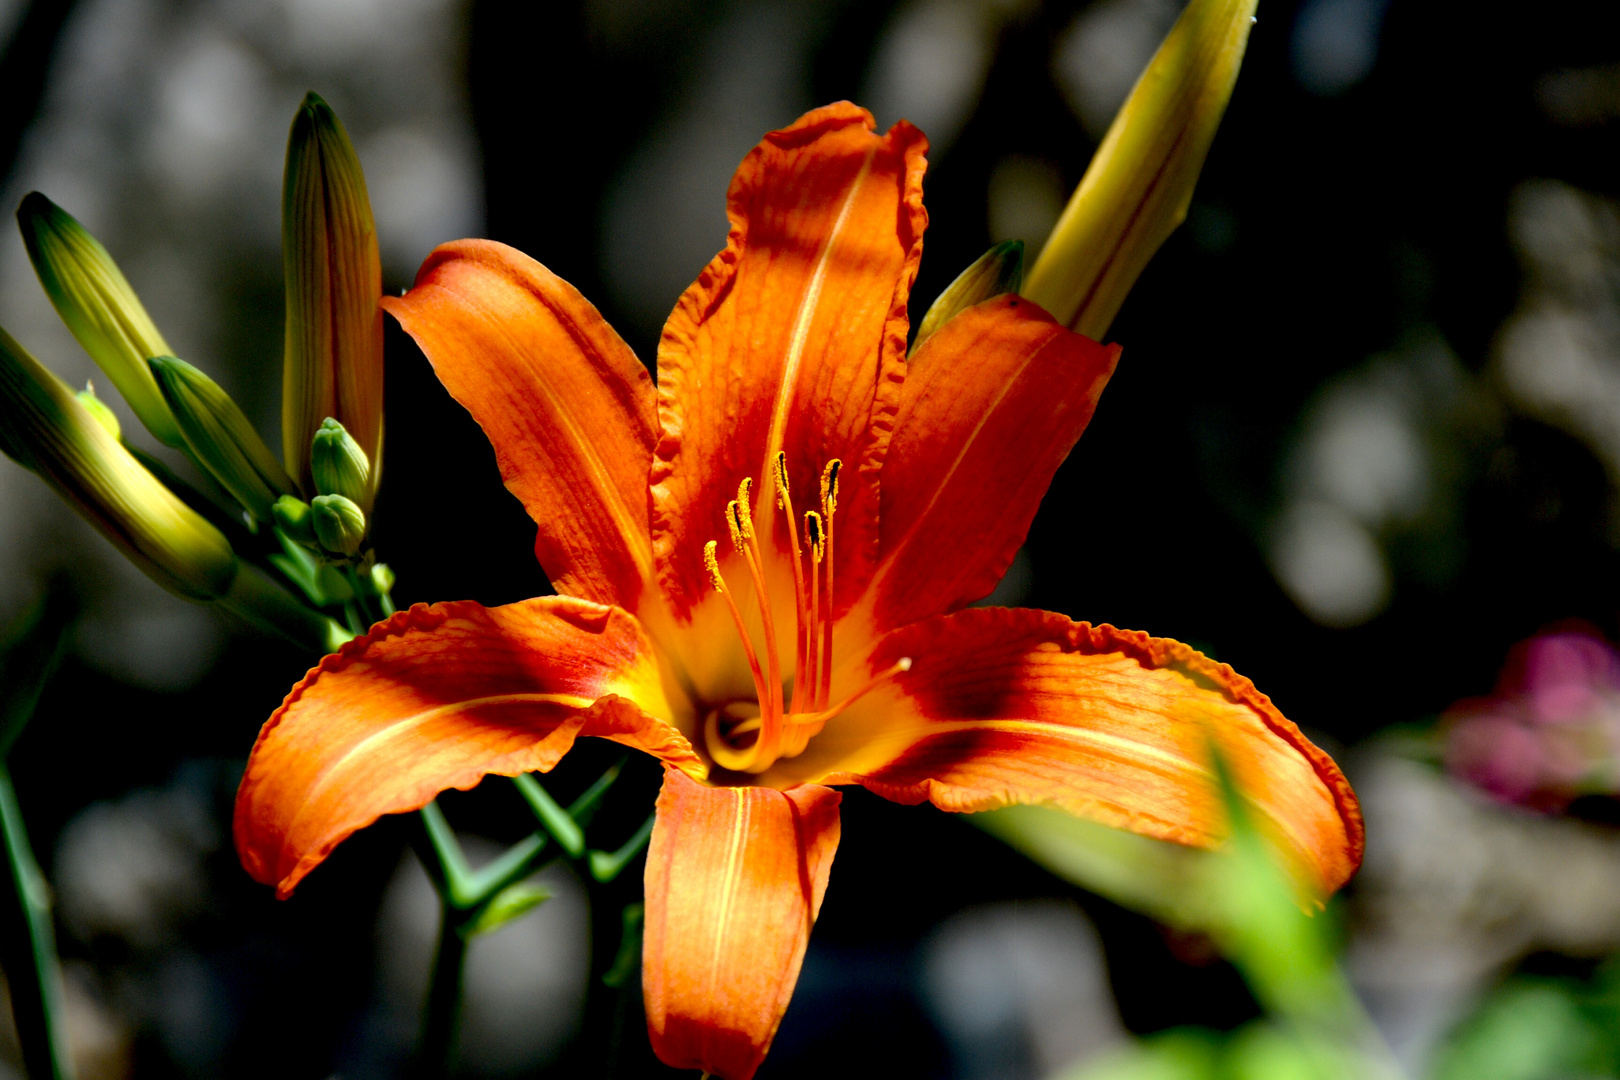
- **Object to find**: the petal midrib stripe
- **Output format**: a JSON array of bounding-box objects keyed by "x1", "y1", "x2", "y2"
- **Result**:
[
  {"x1": 451, "y1": 277, "x2": 657, "y2": 592},
  {"x1": 283, "y1": 691, "x2": 594, "y2": 843}
]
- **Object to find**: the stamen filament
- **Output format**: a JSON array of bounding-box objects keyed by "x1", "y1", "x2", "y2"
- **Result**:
[
  {"x1": 730, "y1": 484, "x2": 783, "y2": 758},
  {"x1": 792, "y1": 657, "x2": 911, "y2": 726},
  {"x1": 804, "y1": 510, "x2": 823, "y2": 714},
  {"x1": 818, "y1": 459, "x2": 840, "y2": 711},
  {"x1": 774, "y1": 452, "x2": 810, "y2": 715},
  {"x1": 704, "y1": 540, "x2": 770, "y2": 718}
]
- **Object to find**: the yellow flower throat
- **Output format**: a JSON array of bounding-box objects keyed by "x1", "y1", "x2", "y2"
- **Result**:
[{"x1": 702, "y1": 453, "x2": 909, "y2": 775}]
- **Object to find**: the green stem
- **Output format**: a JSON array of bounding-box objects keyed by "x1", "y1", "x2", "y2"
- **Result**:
[
  {"x1": 0, "y1": 765, "x2": 73, "y2": 1080},
  {"x1": 417, "y1": 910, "x2": 467, "y2": 1080},
  {"x1": 217, "y1": 563, "x2": 350, "y2": 652}
]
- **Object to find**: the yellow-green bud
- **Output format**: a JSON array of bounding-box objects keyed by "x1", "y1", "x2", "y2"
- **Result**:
[
  {"x1": 371, "y1": 561, "x2": 395, "y2": 594},
  {"x1": 271, "y1": 494, "x2": 318, "y2": 547},
  {"x1": 75, "y1": 382, "x2": 120, "y2": 439},
  {"x1": 17, "y1": 192, "x2": 184, "y2": 448},
  {"x1": 1024, "y1": 0, "x2": 1257, "y2": 340},
  {"x1": 0, "y1": 326, "x2": 237, "y2": 600},
  {"x1": 310, "y1": 416, "x2": 370, "y2": 504},
  {"x1": 283, "y1": 93, "x2": 383, "y2": 509},
  {"x1": 310, "y1": 493, "x2": 365, "y2": 556},
  {"x1": 149, "y1": 355, "x2": 296, "y2": 522},
  {"x1": 911, "y1": 241, "x2": 1025, "y2": 356}
]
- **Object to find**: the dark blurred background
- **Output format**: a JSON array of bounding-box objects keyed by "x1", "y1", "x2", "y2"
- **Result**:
[{"x1": 0, "y1": 0, "x2": 1618, "y2": 1076}]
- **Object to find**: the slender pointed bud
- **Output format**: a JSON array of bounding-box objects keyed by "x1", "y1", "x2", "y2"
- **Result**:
[
  {"x1": 16, "y1": 192, "x2": 184, "y2": 447},
  {"x1": 282, "y1": 93, "x2": 383, "y2": 508},
  {"x1": 271, "y1": 494, "x2": 318, "y2": 546},
  {"x1": 0, "y1": 327, "x2": 236, "y2": 599},
  {"x1": 75, "y1": 382, "x2": 120, "y2": 439},
  {"x1": 310, "y1": 416, "x2": 369, "y2": 504},
  {"x1": 912, "y1": 241, "x2": 1025, "y2": 356},
  {"x1": 1023, "y1": 0, "x2": 1257, "y2": 340},
  {"x1": 149, "y1": 356, "x2": 296, "y2": 522},
  {"x1": 310, "y1": 493, "x2": 365, "y2": 556}
]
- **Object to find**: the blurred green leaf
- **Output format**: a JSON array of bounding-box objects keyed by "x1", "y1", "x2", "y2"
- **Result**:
[
  {"x1": 1063, "y1": 1029, "x2": 1221, "y2": 1080},
  {"x1": 1431, "y1": 981, "x2": 1596, "y2": 1080},
  {"x1": 466, "y1": 881, "x2": 551, "y2": 938}
]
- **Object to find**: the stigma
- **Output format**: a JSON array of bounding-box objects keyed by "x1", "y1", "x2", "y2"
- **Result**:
[{"x1": 701, "y1": 454, "x2": 909, "y2": 774}]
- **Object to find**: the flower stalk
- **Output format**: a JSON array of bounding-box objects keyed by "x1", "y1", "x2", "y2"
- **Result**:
[{"x1": 0, "y1": 596, "x2": 77, "y2": 1080}]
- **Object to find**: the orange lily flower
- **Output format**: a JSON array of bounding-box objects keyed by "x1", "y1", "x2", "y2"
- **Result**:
[{"x1": 233, "y1": 104, "x2": 1362, "y2": 1080}]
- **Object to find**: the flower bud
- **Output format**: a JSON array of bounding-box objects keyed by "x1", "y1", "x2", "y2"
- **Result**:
[
  {"x1": 310, "y1": 493, "x2": 365, "y2": 556},
  {"x1": 0, "y1": 326, "x2": 237, "y2": 600},
  {"x1": 911, "y1": 241, "x2": 1025, "y2": 356},
  {"x1": 17, "y1": 192, "x2": 184, "y2": 448},
  {"x1": 75, "y1": 382, "x2": 120, "y2": 439},
  {"x1": 310, "y1": 416, "x2": 370, "y2": 505},
  {"x1": 271, "y1": 494, "x2": 318, "y2": 546},
  {"x1": 149, "y1": 355, "x2": 296, "y2": 522},
  {"x1": 1023, "y1": 0, "x2": 1257, "y2": 340},
  {"x1": 283, "y1": 93, "x2": 383, "y2": 509}
]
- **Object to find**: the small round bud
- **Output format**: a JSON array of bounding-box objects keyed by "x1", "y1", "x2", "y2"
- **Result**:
[
  {"x1": 311, "y1": 493, "x2": 366, "y2": 556},
  {"x1": 271, "y1": 494, "x2": 317, "y2": 546},
  {"x1": 310, "y1": 417, "x2": 370, "y2": 504}
]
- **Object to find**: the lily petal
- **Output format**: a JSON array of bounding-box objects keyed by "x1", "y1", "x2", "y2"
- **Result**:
[
  {"x1": 651, "y1": 102, "x2": 927, "y2": 621},
  {"x1": 643, "y1": 766, "x2": 841, "y2": 1080},
  {"x1": 868, "y1": 294, "x2": 1119, "y2": 630},
  {"x1": 383, "y1": 241, "x2": 659, "y2": 610},
  {"x1": 766, "y1": 608, "x2": 1362, "y2": 897},
  {"x1": 233, "y1": 597, "x2": 695, "y2": 898}
]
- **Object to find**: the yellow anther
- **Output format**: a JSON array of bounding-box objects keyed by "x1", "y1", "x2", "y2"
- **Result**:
[
  {"x1": 805, "y1": 511, "x2": 824, "y2": 562},
  {"x1": 704, "y1": 539, "x2": 725, "y2": 592},
  {"x1": 820, "y1": 459, "x2": 841, "y2": 517},
  {"x1": 726, "y1": 501, "x2": 746, "y2": 552},
  {"x1": 734, "y1": 478, "x2": 756, "y2": 541}
]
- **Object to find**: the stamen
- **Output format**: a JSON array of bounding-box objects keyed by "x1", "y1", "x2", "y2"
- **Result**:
[
  {"x1": 702, "y1": 540, "x2": 769, "y2": 717},
  {"x1": 791, "y1": 657, "x2": 911, "y2": 727},
  {"x1": 731, "y1": 480, "x2": 783, "y2": 755},
  {"x1": 774, "y1": 452, "x2": 811, "y2": 715},
  {"x1": 804, "y1": 511, "x2": 823, "y2": 711},
  {"x1": 734, "y1": 478, "x2": 756, "y2": 541},
  {"x1": 817, "y1": 459, "x2": 841, "y2": 710}
]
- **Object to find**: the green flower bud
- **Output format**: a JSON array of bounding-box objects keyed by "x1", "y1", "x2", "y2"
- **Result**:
[
  {"x1": 310, "y1": 416, "x2": 369, "y2": 504},
  {"x1": 271, "y1": 494, "x2": 318, "y2": 546},
  {"x1": 0, "y1": 326, "x2": 237, "y2": 600},
  {"x1": 283, "y1": 93, "x2": 383, "y2": 509},
  {"x1": 75, "y1": 381, "x2": 120, "y2": 439},
  {"x1": 1024, "y1": 0, "x2": 1257, "y2": 340},
  {"x1": 149, "y1": 355, "x2": 296, "y2": 522},
  {"x1": 310, "y1": 493, "x2": 365, "y2": 556},
  {"x1": 911, "y1": 241, "x2": 1025, "y2": 357},
  {"x1": 17, "y1": 192, "x2": 184, "y2": 447}
]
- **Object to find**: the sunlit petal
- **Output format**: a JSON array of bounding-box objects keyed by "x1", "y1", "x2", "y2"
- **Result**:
[
  {"x1": 651, "y1": 102, "x2": 927, "y2": 622},
  {"x1": 764, "y1": 607, "x2": 1362, "y2": 897},
  {"x1": 643, "y1": 766, "x2": 841, "y2": 1080},
  {"x1": 384, "y1": 241, "x2": 660, "y2": 610},
  {"x1": 234, "y1": 597, "x2": 694, "y2": 898}
]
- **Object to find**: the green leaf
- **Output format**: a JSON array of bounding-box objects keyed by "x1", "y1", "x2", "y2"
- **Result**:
[{"x1": 467, "y1": 882, "x2": 552, "y2": 937}]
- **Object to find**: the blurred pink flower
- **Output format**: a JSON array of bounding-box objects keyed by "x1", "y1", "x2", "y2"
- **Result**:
[{"x1": 1445, "y1": 628, "x2": 1620, "y2": 811}]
